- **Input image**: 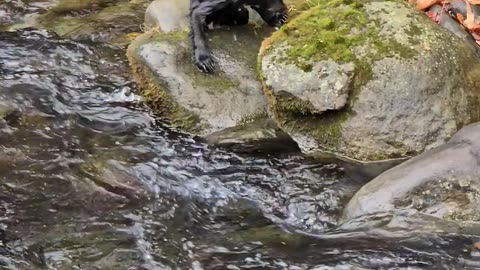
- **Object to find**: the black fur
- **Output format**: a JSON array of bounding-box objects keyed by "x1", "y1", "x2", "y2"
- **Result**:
[{"x1": 190, "y1": 0, "x2": 288, "y2": 73}]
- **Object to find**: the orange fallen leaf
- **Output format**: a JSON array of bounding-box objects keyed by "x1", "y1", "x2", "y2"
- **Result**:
[
  {"x1": 416, "y1": 0, "x2": 443, "y2": 10},
  {"x1": 457, "y1": 13, "x2": 465, "y2": 24},
  {"x1": 463, "y1": 0, "x2": 480, "y2": 30},
  {"x1": 426, "y1": 10, "x2": 441, "y2": 23}
]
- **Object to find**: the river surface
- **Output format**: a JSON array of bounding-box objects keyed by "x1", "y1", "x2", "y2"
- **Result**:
[{"x1": 2, "y1": 3, "x2": 480, "y2": 270}]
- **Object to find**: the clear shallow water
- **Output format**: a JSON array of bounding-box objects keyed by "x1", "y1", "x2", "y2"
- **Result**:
[{"x1": 1, "y1": 22, "x2": 480, "y2": 270}]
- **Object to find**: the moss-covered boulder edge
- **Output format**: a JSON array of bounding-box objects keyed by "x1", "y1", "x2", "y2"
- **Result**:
[
  {"x1": 258, "y1": 0, "x2": 480, "y2": 161},
  {"x1": 127, "y1": 31, "x2": 204, "y2": 133},
  {"x1": 128, "y1": 25, "x2": 277, "y2": 132}
]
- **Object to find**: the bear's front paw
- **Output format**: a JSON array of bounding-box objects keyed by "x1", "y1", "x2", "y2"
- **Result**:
[{"x1": 194, "y1": 49, "x2": 216, "y2": 73}]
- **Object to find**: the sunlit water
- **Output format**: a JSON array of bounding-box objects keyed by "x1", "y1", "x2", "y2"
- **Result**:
[{"x1": 1, "y1": 12, "x2": 480, "y2": 270}]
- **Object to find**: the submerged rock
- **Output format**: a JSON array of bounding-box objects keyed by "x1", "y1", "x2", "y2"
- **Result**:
[
  {"x1": 81, "y1": 156, "x2": 150, "y2": 203},
  {"x1": 127, "y1": 26, "x2": 272, "y2": 135},
  {"x1": 259, "y1": 0, "x2": 480, "y2": 161},
  {"x1": 8, "y1": 0, "x2": 150, "y2": 45},
  {"x1": 206, "y1": 118, "x2": 300, "y2": 154},
  {"x1": 343, "y1": 123, "x2": 480, "y2": 222},
  {"x1": 0, "y1": 102, "x2": 17, "y2": 121},
  {"x1": 310, "y1": 151, "x2": 409, "y2": 182}
]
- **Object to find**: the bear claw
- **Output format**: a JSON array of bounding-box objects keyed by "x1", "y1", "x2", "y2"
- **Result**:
[{"x1": 195, "y1": 51, "x2": 216, "y2": 73}]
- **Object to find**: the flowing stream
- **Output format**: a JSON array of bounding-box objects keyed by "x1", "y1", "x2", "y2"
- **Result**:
[{"x1": 1, "y1": 3, "x2": 480, "y2": 270}]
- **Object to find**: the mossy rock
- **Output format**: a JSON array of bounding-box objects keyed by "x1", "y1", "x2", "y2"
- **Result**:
[
  {"x1": 259, "y1": 0, "x2": 480, "y2": 161},
  {"x1": 8, "y1": 0, "x2": 149, "y2": 45},
  {"x1": 285, "y1": 0, "x2": 327, "y2": 17},
  {"x1": 343, "y1": 123, "x2": 480, "y2": 223},
  {"x1": 127, "y1": 26, "x2": 273, "y2": 135},
  {"x1": 80, "y1": 156, "x2": 149, "y2": 202}
]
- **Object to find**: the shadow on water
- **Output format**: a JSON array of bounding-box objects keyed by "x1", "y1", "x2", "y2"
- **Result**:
[{"x1": 1, "y1": 27, "x2": 480, "y2": 269}]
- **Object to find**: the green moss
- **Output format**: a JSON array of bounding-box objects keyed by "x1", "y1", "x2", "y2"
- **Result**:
[
  {"x1": 257, "y1": 0, "x2": 421, "y2": 152},
  {"x1": 275, "y1": 92, "x2": 317, "y2": 114},
  {"x1": 268, "y1": 0, "x2": 417, "y2": 67},
  {"x1": 405, "y1": 22, "x2": 423, "y2": 45},
  {"x1": 282, "y1": 108, "x2": 353, "y2": 149},
  {"x1": 127, "y1": 33, "x2": 206, "y2": 133},
  {"x1": 136, "y1": 65, "x2": 204, "y2": 132},
  {"x1": 238, "y1": 111, "x2": 270, "y2": 125},
  {"x1": 350, "y1": 58, "x2": 373, "y2": 101},
  {"x1": 279, "y1": 8, "x2": 366, "y2": 65},
  {"x1": 177, "y1": 53, "x2": 239, "y2": 94}
]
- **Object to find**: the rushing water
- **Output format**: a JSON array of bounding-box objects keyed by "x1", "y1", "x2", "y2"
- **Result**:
[{"x1": 2, "y1": 7, "x2": 480, "y2": 270}]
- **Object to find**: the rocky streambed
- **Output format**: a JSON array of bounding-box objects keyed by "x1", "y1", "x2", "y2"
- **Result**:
[{"x1": 2, "y1": 0, "x2": 480, "y2": 269}]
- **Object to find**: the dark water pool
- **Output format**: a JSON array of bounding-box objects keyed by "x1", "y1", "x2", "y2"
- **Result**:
[{"x1": 1, "y1": 14, "x2": 480, "y2": 270}]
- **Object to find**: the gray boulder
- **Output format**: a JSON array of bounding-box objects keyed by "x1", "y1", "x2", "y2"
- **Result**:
[
  {"x1": 128, "y1": 0, "x2": 277, "y2": 135},
  {"x1": 343, "y1": 123, "x2": 480, "y2": 222},
  {"x1": 259, "y1": 0, "x2": 480, "y2": 161}
]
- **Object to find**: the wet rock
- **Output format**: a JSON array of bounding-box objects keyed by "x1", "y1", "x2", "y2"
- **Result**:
[
  {"x1": 335, "y1": 210, "x2": 480, "y2": 238},
  {"x1": 343, "y1": 123, "x2": 480, "y2": 222},
  {"x1": 9, "y1": 0, "x2": 150, "y2": 45},
  {"x1": 259, "y1": 0, "x2": 480, "y2": 161},
  {"x1": 0, "y1": 101, "x2": 19, "y2": 125},
  {"x1": 263, "y1": 58, "x2": 354, "y2": 113},
  {"x1": 428, "y1": 5, "x2": 480, "y2": 55},
  {"x1": 0, "y1": 0, "x2": 25, "y2": 26},
  {"x1": 127, "y1": 27, "x2": 271, "y2": 135},
  {"x1": 93, "y1": 249, "x2": 144, "y2": 269},
  {"x1": 0, "y1": 148, "x2": 25, "y2": 174},
  {"x1": 233, "y1": 225, "x2": 307, "y2": 247},
  {"x1": 309, "y1": 151, "x2": 409, "y2": 182},
  {"x1": 205, "y1": 118, "x2": 300, "y2": 154},
  {"x1": 0, "y1": 0, "x2": 57, "y2": 29},
  {"x1": 144, "y1": 0, "x2": 190, "y2": 32},
  {"x1": 81, "y1": 158, "x2": 150, "y2": 203}
]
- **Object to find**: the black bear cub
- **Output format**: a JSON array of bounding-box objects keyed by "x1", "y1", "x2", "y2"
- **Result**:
[{"x1": 190, "y1": 0, "x2": 288, "y2": 73}]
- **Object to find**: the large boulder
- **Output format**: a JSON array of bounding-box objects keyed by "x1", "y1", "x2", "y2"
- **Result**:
[
  {"x1": 343, "y1": 123, "x2": 480, "y2": 222},
  {"x1": 127, "y1": 0, "x2": 274, "y2": 135},
  {"x1": 259, "y1": 0, "x2": 480, "y2": 161}
]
